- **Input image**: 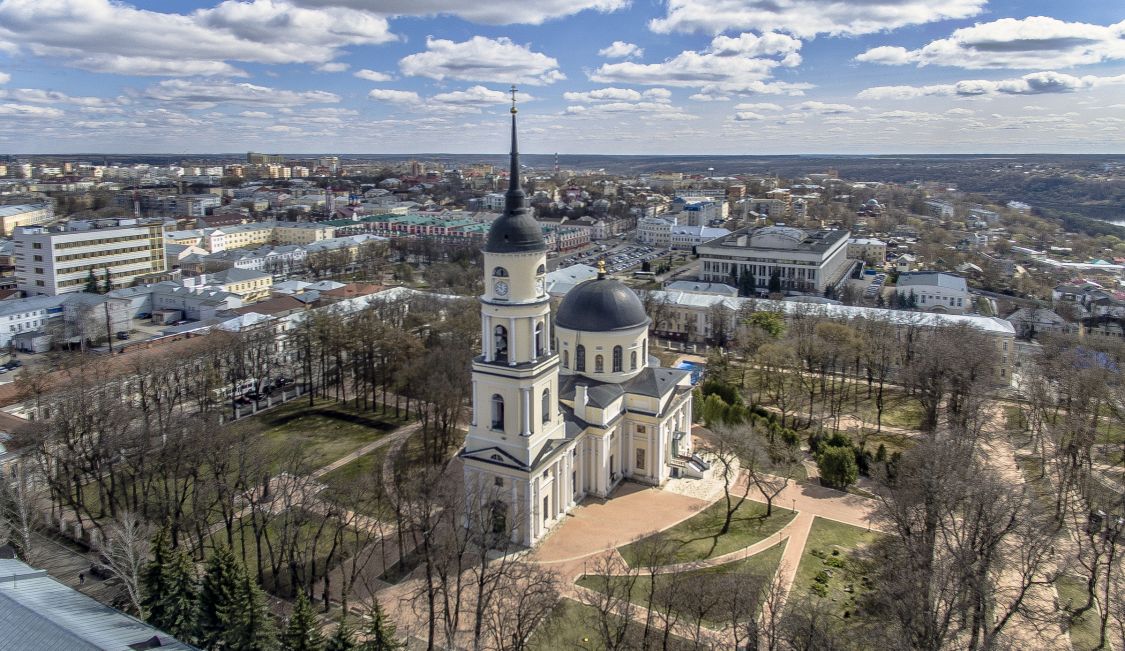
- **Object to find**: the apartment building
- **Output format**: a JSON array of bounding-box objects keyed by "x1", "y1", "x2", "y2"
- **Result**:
[
  {"x1": 895, "y1": 272, "x2": 970, "y2": 314},
  {"x1": 0, "y1": 203, "x2": 53, "y2": 236},
  {"x1": 847, "y1": 237, "x2": 887, "y2": 266},
  {"x1": 15, "y1": 219, "x2": 167, "y2": 296}
]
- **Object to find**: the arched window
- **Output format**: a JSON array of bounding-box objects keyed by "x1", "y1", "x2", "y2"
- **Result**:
[
  {"x1": 595, "y1": 355, "x2": 604, "y2": 373},
  {"x1": 492, "y1": 267, "x2": 509, "y2": 277},
  {"x1": 542, "y1": 389, "x2": 551, "y2": 423},
  {"x1": 612, "y1": 346, "x2": 623, "y2": 373},
  {"x1": 534, "y1": 322, "x2": 544, "y2": 357},
  {"x1": 631, "y1": 350, "x2": 638, "y2": 370},
  {"x1": 491, "y1": 394, "x2": 505, "y2": 431},
  {"x1": 576, "y1": 345, "x2": 586, "y2": 372},
  {"x1": 536, "y1": 264, "x2": 546, "y2": 274},
  {"x1": 494, "y1": 325, "x2": 508, "y2": 362}
]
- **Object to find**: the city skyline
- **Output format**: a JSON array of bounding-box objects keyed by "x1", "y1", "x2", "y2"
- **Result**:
[{"x1": 0, "y1": 0, "x2": 1122, "y2": 154}]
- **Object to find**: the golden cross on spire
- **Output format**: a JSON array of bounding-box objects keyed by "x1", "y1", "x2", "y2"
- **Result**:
[{"x1": 510, "y1": 84, "x2": 518, "y2": 114}]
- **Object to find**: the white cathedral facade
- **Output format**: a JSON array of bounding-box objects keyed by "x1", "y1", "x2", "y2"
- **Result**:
[{"x1": 459, "y1": 104, "x2": 703, "y2": 547}]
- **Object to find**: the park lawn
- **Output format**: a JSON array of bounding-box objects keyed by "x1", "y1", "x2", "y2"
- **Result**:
[
  {"x1": 529, "y1": 598, "x2": 696, "y2": 651},
  {"x1": 792, "y1": 517, "x2": 881, "y2": 617},
  {"x1": 858, "y1": 429, "x2": 914, "y2": 456},
  {"x1": 320, "y1": 444, "x2": 398, "y2": 520},
  {"x1": 1056, "y1": 573, "x2": 1102, "y2": 651},
  {"x1": 576, "y1": 541, "x2": 786, "y2": 627},
  {"x1": 231, "y1": 398, "x2": 410, "y2": 472},
  {"x1": 207, "y1": 508, "x2": 362, "y2": 596},
  {"x1": 618, "y1": 497, "x2": 795, "y2": 566},
  {"x1": 877, "y1": 397, "x2": 924, "y2": 430}
]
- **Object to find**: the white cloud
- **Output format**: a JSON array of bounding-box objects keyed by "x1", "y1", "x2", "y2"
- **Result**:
[
  {"x1": 317, "y1": 62, "x2": 349, "y2": 72},
  {"x1": 355, "y1": 69, "x2": 393, "y2": 82},
  {"x1": 598, "y1": 41, "x2": 644, "y2": 59},
  {"x1": 733, "y1": 111, "x2": 767, "y2": 121},
  {"x1": 431, "y1": 85, "x2": 523, "y2": 107},
  {"x1": 368, "y1": 89, "x2": 422, "y2": 105},
  {"x1": 289, "y1": 0, "x2": 628, "y2": 26},
  {"x1": 239, "y1": 110, "x2": 273, "y2": 118},
  {"x1": 0, "y1": 103, "x2": 63, "y2": 118},
  {"x1": 0, "y1": 72, "x2": 8, "y2": 84},
  {"x1": 565, "y1": 101, "x2": 696, "y2": 120},
  {"x1": 734, "y1": 102, "x2": 782, "y2": 111},
  {"x1": 0, "y1": 0, "x2": 394, "y2": 76},
  {"x1": 856, "y1": 17, "x2": 1125, "y2": 69},
  {"x1": 399, "y1": 36, "x2": 564, "y2": 85},
  {"x1": 858, "y1": 71, "x2": 1125, "y2": 99},
  {"x1": 649, "y1": 0, "x2": 985, "y2": 38},
  {"x1": 689, "y1": 93, "x2": 730, "y2": 102},
  {"x1": 0, "y1": 88, "x2": 121, "y2": 107},
  {"x1": 945, "y1": 107, "x2": 975, "y2": 115},
  {"x1": 590, "y1": 33, "x2": 811, "y2": 95},
  {"x1": 143, "y1": 79, "x2": 340, "y2": 109},
  {"x1": 644, "y1": 88, "x2": 672, "y2": 101},
  {"x1": 794, "y1": 101, "x2": 855, "y2": 114},
  {"x1": 564, "y1": 87, "x2": 642, "y2": 102}
]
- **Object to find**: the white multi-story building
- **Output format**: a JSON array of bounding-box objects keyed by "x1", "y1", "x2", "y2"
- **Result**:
[
  {"x1": 670, "y1": 225, "x2": 730, "y2": 250},
  {"x1": 0, "y1": 203, "x2": 53, "y2": 236},
  {"x1": 15, "y1": 219, "x2": 167, "y2": 296},
  {"x1": 637, "y1": 216, "x2": 675, "y2": 247},
  {"x1": 697, "y1": 226, "x2": 852, "y2": 295},
  {"x1": 669, "y1": 197, "x2": 726, "y2": 226},
  {"x1": 895, "y1": 272, "x2": 970, "y2": 314},
  {"x1": 847, "y1": 238, "x2": 887, "y2": 266}
]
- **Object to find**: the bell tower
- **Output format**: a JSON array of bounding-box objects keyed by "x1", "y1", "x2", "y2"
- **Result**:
[{"x1": 460, "y1": 89, "x2": 571, "y2": 546}]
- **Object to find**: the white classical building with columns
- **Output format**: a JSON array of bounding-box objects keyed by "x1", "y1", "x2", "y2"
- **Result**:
[{"x1": 459, "y1": 105, "x2": 701, "y2": 547}]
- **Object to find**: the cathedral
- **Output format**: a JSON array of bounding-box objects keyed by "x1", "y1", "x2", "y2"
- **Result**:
[{"x1": 458, "y1": 99, "x2": 702, "y2": 547}]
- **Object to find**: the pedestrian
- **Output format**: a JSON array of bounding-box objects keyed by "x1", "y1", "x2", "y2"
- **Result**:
[{"x1": 78, "y1": 572, "x2": 85, "y2": 585}]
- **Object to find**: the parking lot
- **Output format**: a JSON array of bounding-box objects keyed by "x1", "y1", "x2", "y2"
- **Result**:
[
  {"x1": 557, "y1": 242, "x2": 670, "y2": 276},
  {"x1": 861, "y1": 272, "x2": 888, "y2": 301}
]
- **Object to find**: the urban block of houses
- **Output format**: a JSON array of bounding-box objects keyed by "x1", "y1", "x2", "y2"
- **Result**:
[
  {"x1": 0, "y1": 203, "x2": 52, "y2": 236},
  {"x1": 203, "y1": 267, "x2": 273, "y2": 302},
  {"x1": 109, "y1": 282, "x2": 243, "y2": 321}
]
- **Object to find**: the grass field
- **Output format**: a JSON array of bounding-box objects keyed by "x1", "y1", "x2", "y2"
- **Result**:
[
  {"x1": 618, "y1": 497, "x2": 794, "y2": 566},
  {"x1": 1056, "y1": 573, "x2": 1102, "y2": 651},
  {"x1": 577, "y1": 541, "x2": 786, "y2": 628},
  {"x1": 232, "y1": 398, "x2": 411, "y2": 472},
  {"x1": 792, "y1": 517, "x2": 881, "y2": 617},
  {"x1": 530, "y1": 598, "x2": 697, "y2": 651},
  {"x1": 319, "y1": 445, "x2": 394, "y2": 519}
]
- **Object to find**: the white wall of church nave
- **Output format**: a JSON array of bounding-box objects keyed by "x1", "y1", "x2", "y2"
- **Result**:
[{"x1": 555, "y1": 324, "x2": 648, "y2": 382}]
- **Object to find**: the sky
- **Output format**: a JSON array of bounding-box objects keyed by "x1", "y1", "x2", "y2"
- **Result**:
[{"x1": 0, "y1": 0, "x2": 1122, "y2": 155}]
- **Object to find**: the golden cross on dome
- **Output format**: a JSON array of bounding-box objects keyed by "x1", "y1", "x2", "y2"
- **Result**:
[
  {"x1": 597, "y1": 259, "x2": 606, "y2": 276},
  {"x1": 510, "y1": 85, "x2": 518, "y2": 114}
]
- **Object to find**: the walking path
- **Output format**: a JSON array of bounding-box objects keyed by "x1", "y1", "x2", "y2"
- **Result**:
[{"x1": 311, "y1": 421, "x2": 421, "y2": 480}]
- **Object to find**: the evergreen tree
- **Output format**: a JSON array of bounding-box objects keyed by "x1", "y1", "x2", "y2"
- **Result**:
[
  {"x1": 85, "y1": 269, "x2": 99, "y2": 293},
  {"x1": 196, "y1": 546, "x2": 244, "y2": 649},
  {"x1": 231, "y1": 570, "x2": 277, "y2": 650},
  {"x1": 142, "y1": 528, "x2": 198, "y2": 640},
  {"x1": 358, "y1": 600, "x2": 403, "y2": 651},
  {"x1": 326, "y1": 615, "x2": 356, "y2": 651},
  {"x1": 768, "y1": 271, "x2": 782, "y2": 294},
  {"x1": 737, "y1": 270, "x2": 755, "y2": 297},
  {"x1": 103, "y1": 267, "x2": 112, "y2": 293},
  {"x1": 282, "y1": 590, "x2": 325, "y2": 651},
  {"x1": 908, "y1": 289, "x2": 918, "y2": 309}
]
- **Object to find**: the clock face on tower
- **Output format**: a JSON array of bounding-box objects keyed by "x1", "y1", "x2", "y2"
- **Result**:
[{"x1": 494, "y1": 280, "x2": 509, "y2": 297}]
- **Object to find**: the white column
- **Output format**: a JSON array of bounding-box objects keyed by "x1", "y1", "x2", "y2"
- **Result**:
[
  {"x1": 521, "y1": 388, "x2": 530, "y2": 436},
  {"x1": 482, "y1": 315, "x2": 491, "y2": 362},
  {"x1": 545, "y1": 314, "x2": 552, "y2": 354},
  {"x1": 530, "y1": 478, "x2": 540, "y2": 541},
  {"x1": 509, "y1": 316, "x2": 517, "y2": 366},
  {"x1": 470, "y1": 380, "x2": 477, "y2": 427}
]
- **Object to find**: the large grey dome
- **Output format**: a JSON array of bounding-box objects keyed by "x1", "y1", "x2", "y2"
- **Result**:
[{"x1": 556, "y1": 277, "x2": 649, "y2": 332}]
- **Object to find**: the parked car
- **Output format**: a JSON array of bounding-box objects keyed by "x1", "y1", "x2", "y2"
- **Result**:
[
  {"x1": 136, "y1": 312, "x2": 151, "y2": 319},
  {"x1": 4, "y1": 360, "x2": 22, "y2": 369},
  {"x1": 115, "y1": 331, "x2": 130, "y2": 340}
]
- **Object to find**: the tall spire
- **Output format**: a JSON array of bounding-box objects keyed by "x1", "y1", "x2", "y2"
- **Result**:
[{"x1": 505, "y1": 85, "x2": 524, "y2": 214}]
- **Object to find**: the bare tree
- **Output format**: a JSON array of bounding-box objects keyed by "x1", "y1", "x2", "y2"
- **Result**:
[{"x1": 95, "y1": 511, "x2": 152, "y2": 616}]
